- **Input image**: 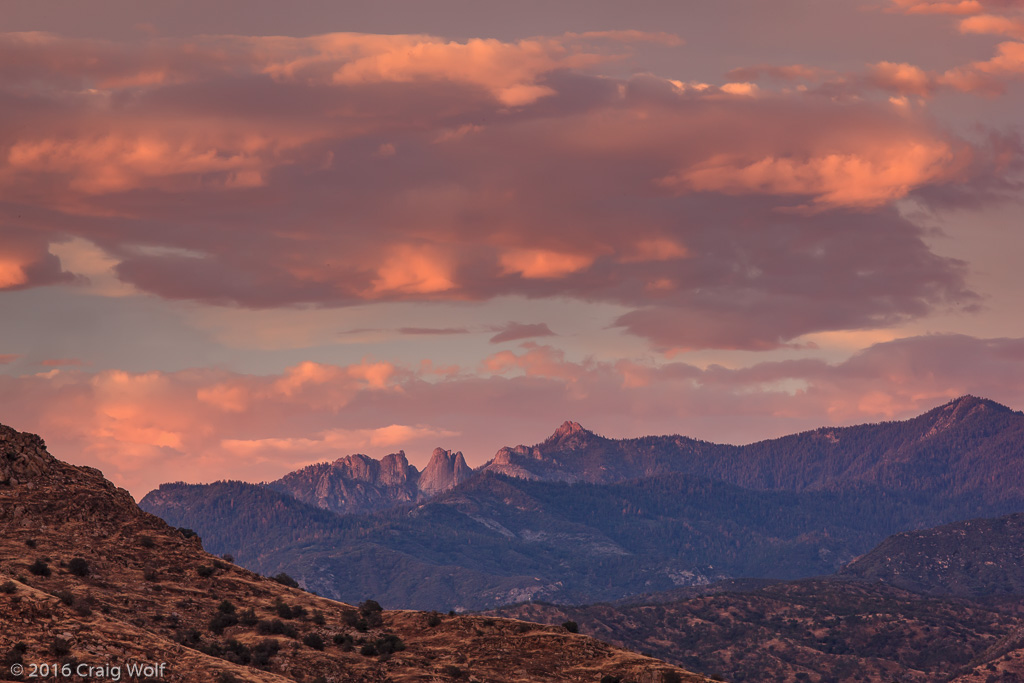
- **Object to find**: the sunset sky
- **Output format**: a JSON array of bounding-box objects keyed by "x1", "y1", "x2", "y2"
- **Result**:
[{"x1": 2, "y1": 0, "x2": 1024, "y2": 497}]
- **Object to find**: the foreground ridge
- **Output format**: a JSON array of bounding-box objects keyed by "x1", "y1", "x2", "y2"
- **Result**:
[{"x1": 0, "y1": 422, "x2": 706, "y2": 683}]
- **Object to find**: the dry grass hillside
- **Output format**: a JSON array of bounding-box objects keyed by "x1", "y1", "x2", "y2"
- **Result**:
[{"x1": 0, "y1": 423, "x2": 706, "y2": 683}]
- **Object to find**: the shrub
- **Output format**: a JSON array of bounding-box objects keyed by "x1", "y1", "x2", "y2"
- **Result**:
[
  {"x1": 179, "y1": 628, "x2": 202, "y2": 645},
  {"x1": 220, "y1": 639, "x2": 252, "y2": 666},
  {"x1": 73, "y1": 599, "x2": 92, "y2": 617},
  {"x1": 271, "y1": 572, "x2": 299, "y2": 588},
  {"x1": 1, "y1": 581, "x2": 16, "y2": 594},
  {"x1": 251, "y1": 638, "x2": 279, "y2": 667},
  {"x1": 333, "y1": 633, "x2": 354, "y2": 651},
  {"x1": 256, "y1": 619, "x2": 298, "y2": 639},
  {"x1": 28, "y1": 559, "x2": 51, "y2": 577},
  {"x1": 216, "y1": 673, "x2": 241, "y2": 683},
  {"x1": 218, "y1": 600, "x2": 236, "y2": 614},
  {"x1": 359, "y1": 599, "x2": 383, "y2": 616},
  {"x1": 25, "y1": 539, "x2": 37, "y2": 548},
  {"x1": 562, "y1": 620, "x2": 579, "y2": 633},
  {"x1": 312, "y1": 610, "x2": 325, "y2": 625},
  {"x1": 359, "y1": 599, "x2": 384, "y2": 627},
  {"x1": 67, "y1": 557, "x2": 90, "y2": 577},
  {"x1": 275, "y1": 599, "x2": 294, "y2": 619},
  {"x1": 302, "y1": 633, "x2": 325, "y2": 651},
  {"x1": 209, "y1": 611, "x2": 239, "y2": 635},
  {"x1": 601, "y1": 676, "x2": 623, "y2": 683},
  {"x1": 664, "y1": 672, "x2": 684, "y2": 683},
  {"x1": 375, "y1": 634, "x2": 406, "y2": 655},
  {"x1": 143, "y1": 567, "x2": 159, "y2": 582},
  {"x1": 50, "y1": 637, "x2": 71, "y2": 656},
  {"x1": 441, "y1": 664, "x2": 464, "y2": 679},
  {"x1": 5, "y1": 642, "x2": 27, "y2": 667},
  {"x1": 359, "y1": 642, "x2": 377, "y2": 656},
  {"x1": 238, "y1": 608, "x2": 258, "y2": 626},
  {"x1": 177, "y1": 527, "x2": 199, "y2": 540},
  {"x1": 197, "y1": 565, "x2": 216, "y2": 578},
  {"x1": 222, "y1": 553, "x2": 234, "y2": 563},
  {"x1": 427, "y1": 611, "x2": 442, "y2": 627},
  {"x1": 140, "y1": 536, "x2": 156, "y2": 549},
  {"x1": 53, "y1": 590, "x2": 75, "y2": 606}
]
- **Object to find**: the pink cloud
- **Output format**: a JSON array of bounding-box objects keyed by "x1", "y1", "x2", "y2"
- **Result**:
[
  {"x1": 0, "y1": 31, "x2": 1005, "y2": 350},
  {"x1": 0, "y1": 227, "x2": 74, "y2": 290},
  {"x1": 960, "y1": 13, "x2": 1024, "y2": 37},
  {"x1": 3, "y1": 335, "x2": 1024, "y2": 497},
  {"x1": 889, "y1": 0, "x2": 1024, "y2": 13}
]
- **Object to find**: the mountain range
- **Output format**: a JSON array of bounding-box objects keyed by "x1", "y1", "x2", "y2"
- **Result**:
[
  {"x1": 0, "y1": 420, "x2": 704, "y2": 682},
  {"x1": 141, "y1": 395, "x2": 1024, "y2": 610}
]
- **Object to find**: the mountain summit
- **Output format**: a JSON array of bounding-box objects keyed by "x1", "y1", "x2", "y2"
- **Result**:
[
  {"x1": 419, "y1": 447, "x2": 472, "y2": 495},
  {"x1": 548, "y1": 420, "x2": 591, "y2": 440}
]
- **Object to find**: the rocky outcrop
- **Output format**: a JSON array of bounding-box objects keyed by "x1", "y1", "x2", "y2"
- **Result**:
[
  {"x1": 269, "y1": 446, "x2": 475, "y2": 515},
  {"x1": 418, "y1": 447, "x2": 472, "y2": 496},
  {"x1": 270, "y1": 451, "x2": 421, "y2": 515},
  {"x1": 0, "y1": 424, "x2": 56, "y2": 486}
]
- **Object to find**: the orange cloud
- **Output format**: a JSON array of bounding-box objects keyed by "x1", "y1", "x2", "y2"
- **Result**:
[
  {"x1": 0, "y1": 258, "x2": 28, "y2": 288},
  {"x1": 890, "y1": 0, "x2": 986, "y2": 14},
  {"x1": 960, "y1": 13, "x2": 1024, "y2": 37},
  {"x1": 663, "y1": 140, "x2": 957, "y2": 208},
  {"x1": 868, "y1": 61, "x2": 933, "y2": 96},
  {"x1": 371, "y1": 245, "x2": 456, "y2": 295},
  {"x1": 499, "y1": 249, "x2": 596, "y2": 279},
  {"x1": 941, "y1": 41, "x2": 1024, "y2": 92}
]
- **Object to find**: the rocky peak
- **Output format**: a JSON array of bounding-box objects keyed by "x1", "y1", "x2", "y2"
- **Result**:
[
  {"x1": 330, "y1": 453, "x2": 380, "y2": 483},
  {"x1": 379, "y1": 450, "x2": 418, "y2": 487},
  {"x1": 418, "y1": 447, "x2": 473, "y2": 495},
  {"x1": 543, "y1": 421, "x2": 595, "y2": 449},
  {"x1": 1, "y1": 424, "x2": 56, "y2": 487},
  {"x1": 921, "y1": 395, "x2": 1015, "y2": 440},
  {"x1": 551, "y1": 420, "x2": 587, "y2": 438}
]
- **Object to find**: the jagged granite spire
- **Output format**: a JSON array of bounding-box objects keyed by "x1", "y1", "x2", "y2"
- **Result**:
[{"x1": 418, "y1": 447, "x2": 473, "y2": 496}]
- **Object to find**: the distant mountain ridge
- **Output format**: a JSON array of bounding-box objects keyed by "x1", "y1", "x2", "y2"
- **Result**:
[
  {"x1": 481, "y1": 395, "x2": 1024, "y2": 496},
  {"x1": 140, "y1": 395, "x2": 1024, "y2": 610},
  {"x1": 182, "y1": 395, "x2": 1024, "y2": 519}
]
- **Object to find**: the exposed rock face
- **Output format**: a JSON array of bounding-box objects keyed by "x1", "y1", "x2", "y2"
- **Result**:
[
  {"x1": 1, "y1": 421, "x2": 707, "y2": 683},
  {"x1": 417, "y1": 447, "x2": 473, "y2": 496},
  {"x1": 270, "y1": 450, "x2": 421, "y2": 515},
  {"x1": 269, "y1": 447, "x2": 475, "y2": 515},
  {"x1": 1, "y1": 424, "x2": 56, "y2": 486}
]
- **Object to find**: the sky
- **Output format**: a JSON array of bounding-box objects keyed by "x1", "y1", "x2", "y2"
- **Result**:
[{"x1": 2, "y1": 0, "x2": 1024, "y2": 498}]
